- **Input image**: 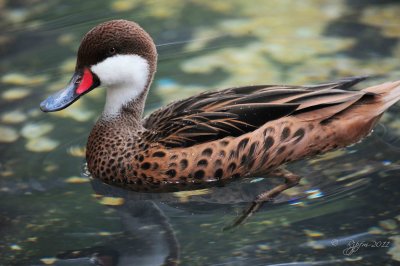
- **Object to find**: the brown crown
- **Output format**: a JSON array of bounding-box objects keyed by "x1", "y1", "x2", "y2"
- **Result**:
[{"x1": 75, "y1": 20, "x2": 157, "y2": 73}]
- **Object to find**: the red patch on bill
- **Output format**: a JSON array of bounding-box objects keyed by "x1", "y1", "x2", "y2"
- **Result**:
[{"x1": 76, "y1": 68, "x2": 94, "y2": 94}]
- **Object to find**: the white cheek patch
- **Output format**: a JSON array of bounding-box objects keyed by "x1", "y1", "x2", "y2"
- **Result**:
[{"x1": 91, "y1": 54, "x2": 150, "y2": 116}]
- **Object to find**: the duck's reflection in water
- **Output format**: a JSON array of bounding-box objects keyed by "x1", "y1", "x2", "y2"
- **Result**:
[
  {"x1": 54, "y1": 179, "x2": 180, "y2": 266},
  {"x1": 50, "y1": 169, "x2": 313, "y2": 266}
]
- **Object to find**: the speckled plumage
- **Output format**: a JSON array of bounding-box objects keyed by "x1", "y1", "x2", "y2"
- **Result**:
[{"x1": 87, "y1": 74, "x2": 400, "y2": 192}]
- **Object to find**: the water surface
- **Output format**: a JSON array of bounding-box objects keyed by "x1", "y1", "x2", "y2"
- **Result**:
[{"x1": 1, "y1": 0, "x2": 400, "y2": 265}]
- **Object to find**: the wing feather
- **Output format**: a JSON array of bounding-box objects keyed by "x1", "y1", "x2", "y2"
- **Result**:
[{"x1": 142, "y1": 76, "x2": 369, "y2": 147}]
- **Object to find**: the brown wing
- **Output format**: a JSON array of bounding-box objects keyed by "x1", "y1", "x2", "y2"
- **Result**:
[{"x1": 142, "y1": 76, "x2": 370, "y2": 148}]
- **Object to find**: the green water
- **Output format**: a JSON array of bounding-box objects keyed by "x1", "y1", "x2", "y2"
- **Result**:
[{"x1": 1, "y1": 0, "x2": 400, "y2": 265}]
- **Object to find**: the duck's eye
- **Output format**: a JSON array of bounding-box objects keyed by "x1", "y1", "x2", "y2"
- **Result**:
[{"x1": 109, "y1": 47, "x2": 116, "y2": 55}]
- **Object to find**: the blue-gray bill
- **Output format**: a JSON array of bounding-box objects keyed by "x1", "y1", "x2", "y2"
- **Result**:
[{"x1": 40, "y1": 68, "x2": 99, "y2": 112}]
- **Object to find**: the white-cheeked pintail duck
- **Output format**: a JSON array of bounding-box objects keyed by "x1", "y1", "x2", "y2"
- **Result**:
[{"x1": 40, "y1": 20, "x2": 400, "y2": 227}]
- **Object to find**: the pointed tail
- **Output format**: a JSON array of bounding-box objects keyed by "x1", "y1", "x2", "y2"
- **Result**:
[
  {"x1": 362, "y1": 80, "x2": 400, "y2": 115},
  {"x1": 324, "y1": 80, "x2": 400, "y2": 147}
]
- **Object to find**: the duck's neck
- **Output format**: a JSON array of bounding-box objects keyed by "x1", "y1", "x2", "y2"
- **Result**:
[
  {"x1": 101, "y1": 69, "x2": 156, "y2": 127},
  {"x1": 101, "y1": 84, "x2": 150, "y2": 128},
  {"x1": 103, "y1": 83, "x2": 146, "y2": 116}
]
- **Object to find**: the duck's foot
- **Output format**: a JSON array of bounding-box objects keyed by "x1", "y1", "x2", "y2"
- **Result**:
[{"x1": 223, "y1": 168, "x2": 300, "y2": 231}]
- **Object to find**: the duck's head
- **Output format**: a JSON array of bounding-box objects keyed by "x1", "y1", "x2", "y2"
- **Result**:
[{"x1": 40, "y1": 19, "x2": 157, "y2": 116}]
